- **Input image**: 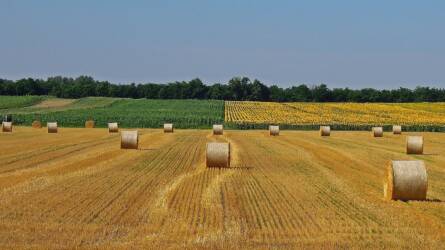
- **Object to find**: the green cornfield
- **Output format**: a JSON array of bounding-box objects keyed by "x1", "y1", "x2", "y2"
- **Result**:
[{"x1": 11, "y1": 99, "x2": 225, "y2": 128}]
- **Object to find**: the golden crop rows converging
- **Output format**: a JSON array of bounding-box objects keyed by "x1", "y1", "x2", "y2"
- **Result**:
[
  {"x1": 224, "y1": 101, "x2": 445, "y2": 126},
  {"x1": 1, "y1": 127, "x2": 445, "y2": 249}
]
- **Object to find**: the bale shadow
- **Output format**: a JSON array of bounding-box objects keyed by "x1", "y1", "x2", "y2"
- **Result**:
[
  {"x1": 426, "y1": 198, "x2": 443, "y2": 203},
  {"x1": 403, "y1": 198, "x2": 443, "y2": 203},
  {"x1": 138, "y1": 148, "x2": 159, "y2": 151},
  {"x1": 230, "y1": 166, "x2": 254, "y2": 170},
  {"x1": 205, "y1": 166, "x2": 253, "y2": 170}
]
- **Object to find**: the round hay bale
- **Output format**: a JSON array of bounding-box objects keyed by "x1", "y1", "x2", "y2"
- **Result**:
[
  {"x1": 320, "y1": 126, "x2": 331, "y2": 136},
  {"x1": 206, "y1": 142, "x2": 230, "y2": 168},
  {"x1": 213, "y1": 124, "x2": 223, "y2": 135},
  {"x1": 108, "y1": 122, "x2": 119, "y2": 133},
  {"x1": 406, "y1": 136, "x2": 423, "y2": 154},
  {"x1": 384, "y1": 160, "x2": 427, "y2": 201},
  {"x1": 32, "y1": 120, "x2": 42, "y2": 129},
  {"x1": 85, "y1": 120, "x2": 95, "y2": 128},
  {"x1": 164, "y1": 123, "x2": 174, "y2": 133},
  {"x1": 47, "y1": 122, "x2": 58, "y2": 133},
  {"x1": 393, "y1": 125, "x2": 402, "y2": 135},
  {"x1": 121, "y1": 131, "x2": 138, "y2": 149},
  {"x1": 372, "y1": 127, "x2": 383, "y2": 137},
  {"x1": 269, "y1": 125, "x2": 279, "y2": 136},
  {"x1": 2, "y1": 121, "x2": 12, "y2": 132}
]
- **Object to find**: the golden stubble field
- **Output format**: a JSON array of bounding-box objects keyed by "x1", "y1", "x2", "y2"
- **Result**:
[{"x1": 0, "y1": 127, "x2": 444, "y2": 249}]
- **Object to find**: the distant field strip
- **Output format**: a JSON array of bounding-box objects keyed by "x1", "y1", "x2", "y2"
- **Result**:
[
  {"x1": 3, "y1": 96, "x2": 445, "y2": 130},
  {"x1": 225, "y1": 101, "x2": 445, "y2": 130},
  {"x1": 10, "y1": 99, "x2": 224, "y2": 128},
  {"x1": 3, "y1": 97, "x2": 119, "y2": 114},
  {"x1": 0, "y1": 96, "x2": 46, "y2": 110},
  {"x1": 0, "y1": 128, "x2": 444, "y2": 248}
]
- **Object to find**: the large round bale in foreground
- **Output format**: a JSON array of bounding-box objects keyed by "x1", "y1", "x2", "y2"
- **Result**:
[
  {"x1": 47, "y1": 122, "x2": 58, "y2": 133},
  {"x1": 206, "y1": 142, "x2": 230, "y2": 168},
  {"x1": 85, "y1": 120, "x2": 95, "y2": 128},
  {"x1": 320, "y1": 126, "x2": 331, "y2": 136},
  {"x1": 2, "y1": 122, "x2": 12, "y2": 132},
  {"x1": 213, "y1": 124, "x2": 223, "y2": 135},
  {"x1": 372, "y1": 127, "x2": 383, "y2": 137},
  {"x1": 384, "y1": 160, "x2": 428, "y2": 201},
  {"x1": 32, "y1": 120, "x2": 42, "y2": 128},
  {"x1": 164, "y1": 123, "x2": 174, "y2": 133},
  {"x1": 269, "y1": 125, "x2": 279, "y2": 136},
  {"x1": 121, "y1": 131, "x2": 139, "y2": 149},
  {"x1": 406, "y1": 136, "x2": 424, "y2": 154},
  {"x1": 393, "y1": 125, "x2": 402, "y2": 135},
  {"x1": 108, "y1": 122, "x2": 119, "y2": 133}
]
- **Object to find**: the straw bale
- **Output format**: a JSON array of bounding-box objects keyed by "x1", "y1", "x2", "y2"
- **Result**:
[
  {"x1": 269, "y1": 125, "x2": 279, "y2": 136},
  {"x1": 372, "y1": 127, "x2": 383, "y2": 137},
  {"x1": 206, "y1": 142, "x2": 230, "y2": 168},
  {"x1": 2, "y1": 122, "x2": 12, "y2": 132},
  {"x1": 121, "y1": 131, "x2": 139, "y2": 149},
  {"x1": 384, "y1": 160, "x2": 427, "y2": 201},
  {"x1": 85, "y1": 120, "x2": 95, "y2": 128},
  {"x1": 108, "y1": 122, "x2": 119, "y2": 133},
  {"x1": 406, "y1": 136, "x2": 423, "y2": 154},
  {"x1": 32, "y1": 120, "x2": 42, "y2": 129},
  {"x1": 213, "y1": 124, "x2": 223, "y2": 135},
  {"x1": 393, "y1": 125, "x2": 402, "y2": 135},
  {"x1": 320, "y1": 126, "x2": 331, "y2": 136},
  {"x1": 47, "y1": 122, "x2": 58, "y2": 133},
  {"x1": 164, "y1": 123, "x2": 174, "y2": 133}
]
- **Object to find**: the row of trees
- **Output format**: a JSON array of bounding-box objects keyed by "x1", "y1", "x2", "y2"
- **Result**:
[{"x1": 1, "y1": 76, "x2": 444, "y2": 102}]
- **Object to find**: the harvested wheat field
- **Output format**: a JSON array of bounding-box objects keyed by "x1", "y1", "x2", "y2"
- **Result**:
[{"x1": 0, "y1": 127, "x2": 444, "y2": 249}]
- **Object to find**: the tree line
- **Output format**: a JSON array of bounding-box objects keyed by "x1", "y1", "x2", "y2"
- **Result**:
[{"x1": 0, "y1": 76, "x2": 444, "y2": 102}]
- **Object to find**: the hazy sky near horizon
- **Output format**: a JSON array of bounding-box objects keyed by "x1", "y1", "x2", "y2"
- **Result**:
[{"x1": 1, "y1": 0, "x2": 444, "y2": 88}]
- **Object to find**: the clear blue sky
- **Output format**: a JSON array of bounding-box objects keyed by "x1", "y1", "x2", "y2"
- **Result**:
[{"x1": 1, "y1": 0, "x2": 444, "y2": 88}]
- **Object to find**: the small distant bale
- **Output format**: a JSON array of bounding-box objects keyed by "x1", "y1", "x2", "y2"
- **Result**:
[
  {"x1": 206, "y1": 142, "x2": 230, "y2": 168},
  {"x1": 393, "y1": 125, "x2": 402, "y2": 135},
  {"x1": 164, "y1": 123, "x2": 174, "y2": 133},
  {"x1": 269, "y1": 125, "x2": 279, "y2": 136},
  {"x1": 2, "y1": 121, "x2": 12, "y2": 132},
  {"x1": 213, "y1": 124, "x2": 223, "y2": 135},
  {"x1": 320, "y1": 126, "x2": 331, "y2": 136},
  {"x1": 32, "y1": 120, "x2": 42, "y2": 129},
  {"x1": 108, "y1": 122, "x2": 119, "y2": 133},
  {"x1": 384, "y1": 160, "x2": 428, "y2": 201},
  {"x1": 47, "y1": 122, "x2": 58, "y2": 133},
  {"x1": 121, "y1": 131, "x2": 139, "y2": 149},
  {"x1": 406, "y1": 136, "x2": 424, "y2": 154},
  {"x1": 85, "y1": 120, "x2": 95, "y2": 128},
  {"x1": 372, "y1": 127, "x2": 383, "y2": 137}
]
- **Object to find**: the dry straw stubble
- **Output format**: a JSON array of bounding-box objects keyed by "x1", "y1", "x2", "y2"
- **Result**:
[
  {"x1": 320, "y1": 126, "x2": 331, "y2": 136},
  {"x1": 372, "y1": 127, "x2": 383, "y2": 137},
  {"x1": 406, "y1": 136, "x2": 424, "y2": 154},
  {"x1": 213, "y1": 124, "x2": 223, "y2": 135},
  {"x1": 384, "y1": 160, "x2": 428, "y2": 201},
  {"x1": 269, "y1": 125, "x2": 279, "y2": 136},
  {"x1": 121, "y1": 130, "x2": 139, "y2": 149},
  {"x1": 108, "y1": 122, "x2": 119, "y2": 133},
  {"x1": 206, "y1": 142, "x2": 230, "y2": 168},
  {"x1": 2, "y1": 121, "x2": 12, "y2": 132},
  {"x1": 164, "y1": 123, "x2": 173, "y2": 133},
  {"x1": 47, "y1": 122, "x2": 58, "y2": 133}
]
